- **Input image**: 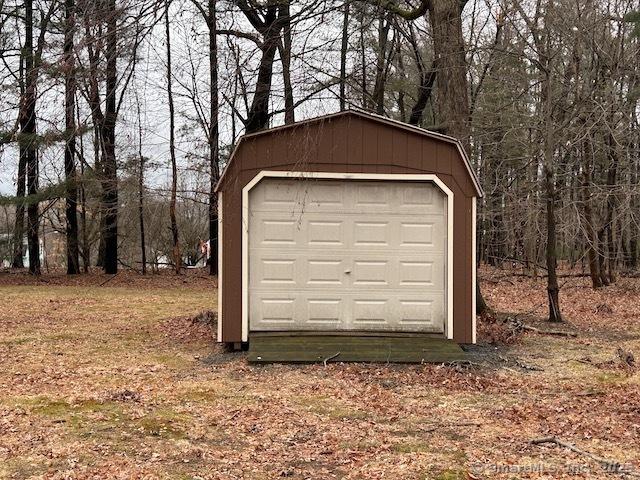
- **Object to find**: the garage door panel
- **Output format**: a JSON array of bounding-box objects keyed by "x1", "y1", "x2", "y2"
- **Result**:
[
  {"x1": 249, "y1": 179, "x2": 447, "y2": 333},
  {"x1": 252, "y1": 180, "x2": 445, "y2": 215},
  {"x1": 352, "y1": 260, "x2": 390, "y2": 286},
  {"x1": 250, "y1": 292, "x2": 445, "y2": 332},
  {"x1": 251, "y1": 213, "x2": 446, "y2": 252},
  {"x1": 307, "y1": 259, "x2": 344, "y2": 285},
  {"x1": 260, "y1": 258, "x2": 296, "y2": 284},
  {"x1": 397, "y1": 296, "x2": 444, "y2": 332},
  {"x1": 307, "y1": 298, "x2": 343, "y2": 325},
  {"x1": 307, "y1": 183, "x2": 344, "y2": 206},
  {"x1": 353, "y1": 221, "x2": 389, "y2": 246},
  {"x1": 352, "y1": 299, "x2": 390, "y2": 326},
  {"x1": 253, "y1": 296, "x2": 297, "y2": 325},
  {"x1": 399, "y1": 260, "x2": 435, "y2": 287},
  {"x1": 308, "y1": 220, "x2": 344, "y2": 246},
  {"x1": 258, "y1": 219, "x2": 297, "y2": 245},
  {"x1": 355, "y1": 184, "x2": 391, "y2": 206}
]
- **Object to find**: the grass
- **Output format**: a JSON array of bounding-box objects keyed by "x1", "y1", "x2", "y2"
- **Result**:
[
  {"x1": 0, "y1": 270, "x2": 639, "y2": 479},
  {"x1": 392, "y1": 442, "x2": 431, "y2": 454}
]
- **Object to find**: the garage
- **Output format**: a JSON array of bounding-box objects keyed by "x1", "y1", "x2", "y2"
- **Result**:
[
  {"x1": 248, "y1": 177, "x2": 449, "y2": 334},
  {"x1": 215, "y1": 109, "x2": 483, "y2": 358}
]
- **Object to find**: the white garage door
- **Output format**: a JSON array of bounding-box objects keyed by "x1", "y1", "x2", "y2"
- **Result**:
[{"x1": 248, "y1": 178, "x2": 447, "y2": 333}]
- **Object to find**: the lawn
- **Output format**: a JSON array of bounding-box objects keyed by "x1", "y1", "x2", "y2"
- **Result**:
[{"x1": 0, "y1": 269, "x2": 638, "y2": 479}]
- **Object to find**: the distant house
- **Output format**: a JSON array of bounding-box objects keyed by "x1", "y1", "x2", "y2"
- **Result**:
[{"x1": 0, "y1": 234, "x2": 47, "y2": 269}]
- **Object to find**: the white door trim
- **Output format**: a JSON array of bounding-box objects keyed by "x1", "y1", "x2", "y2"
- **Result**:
[
  {"x1": 241, "y1": 171, "x2": 455, "y2": 342},
  {"x1": 472, "y1": 196, "x2": 477, "y2": 344},
  {"x1": 217, "y1": 192, "x2": 223, "y2": 342}
]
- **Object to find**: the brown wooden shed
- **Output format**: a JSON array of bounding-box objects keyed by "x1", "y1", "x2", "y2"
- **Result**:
[{"x1": 215, "y1": 110, "x2": 483, "y2": 356}]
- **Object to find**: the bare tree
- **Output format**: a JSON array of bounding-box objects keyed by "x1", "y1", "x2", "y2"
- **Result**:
[
  {"x1": 164, "y1": 0, "x2": 180, "y2": 274},
  {"x1": 65, "y1": 0, "x2": 80, "y2": 274}
]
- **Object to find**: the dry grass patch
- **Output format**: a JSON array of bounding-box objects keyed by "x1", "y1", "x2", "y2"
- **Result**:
[{"x1": 0, "y1": 270, "x2": 639, "y2": 479}]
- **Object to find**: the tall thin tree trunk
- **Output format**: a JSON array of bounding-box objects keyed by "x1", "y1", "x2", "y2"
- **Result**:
[
  {"x1": 542, "y1": 65, "x2": 562, "y2": 322},
  {"x1": 583, "y1": 137, "x2": 602, "y2": 288},
  {"x1": 12, "y1": 155, "x2": 26, "y2": 268},
  {"x1": 94, "y1": 125, "x2": 105, "y2": 268},
  {"x1": 360, "y1": 11, "x2": 367, "y2": 108},
  {"x1": 535, "y1": 0, "x2": 562, "y2": 323},
  {"x1": 101, "y1": 0, "x2": 118, "y2": 274},
  {"x1": 372, "y1": 9, "x2": 390, "y2": 115},
  {"x1": 396, "y1": 39, "x2": 406, "y2": 121},
  {"x1": 280, "y1": 3, "x2": 294, "y2": 124},
  {"x1": 630, "y1": 133, "x2": 638, "y2": 270},
  {"x1": 22, "y1": 0, "x2": 40, "y2": 275},
  {"x1": 339, "y1": 1, "x2": 349, "y2": 110},
  {"x1": 604, "y1": 133, "x2": 618, "y2": 284},
  {"x1": 545, "y1": 164, "x2": 562, "y2": 322},
  {"x1": 12, "y1": 13, "x2": 27, "y2": 270},
  {"x1": 136, "y1": 92, "x2": 147, "y2": 275},
  {"x1": 164, "y1": 0, "x2": 180, "y2": 274},
  {"x1": 77, "y1": 105, "x2": 89, "y2": 272},
  {"x1": 208, "y1": 0, "x2": 219, "y2": 276},
  {"x1": 64, "y1": 0, "x2": 79, "y2": 274}
]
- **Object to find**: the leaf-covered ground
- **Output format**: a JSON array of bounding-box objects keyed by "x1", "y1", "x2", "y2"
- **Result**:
[{"x1": 0, "y1": 268, "x2": 638, "y2": 479}]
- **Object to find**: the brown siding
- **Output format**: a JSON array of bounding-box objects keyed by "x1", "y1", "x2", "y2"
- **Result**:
[{"x1": 219, "y1": 112, "x2": 477, "y2": 344}]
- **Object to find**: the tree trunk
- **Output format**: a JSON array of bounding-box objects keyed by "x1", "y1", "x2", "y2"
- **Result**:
[
  {"x1": 12, "y1": 154, "x2": 26, "y2": 268},
  {"x1": 136, "y1": 93, "x2": 147, "y2": 275},
  {"x1": 339, "y1": 1, "x2": 349, "y2": 110},
  {"x1": 604, "y1": 133, "x2": 618, "y2": 284},
  {"x1": 77, "y1": 107, "x2": 89, "y2": 273},
  {"x1": 428, "y1": 0, "x2": 487, "y2": 314},
  {"x1": 244, "y1": 4, "x2": 285, "y2": 134},
  {"x1": 360, "y1": 10, "x2": 368, "y2": 108},
  {"x1": 101, "y1": 0, "x2": 118, "y2": 274},
  {"x1": 165, "y1": 0, "x2": 180, "y2": 274},
  {"x1": 372, "y1": 9, "x2": 390, "y2": 115},
  {"x1": 583, "y1": 137, "x2": 602, "y2": 288},
  {"x1": 22, "y1": 0, "x2": 40, "y2": 275},
  {"x1": 208, "y1": 0, "x2": 220, "y2": 276},
  {"x1": 64, "y1": 0, "x2": 79, "y2": 274},
  {"x1": 408, "y1": 59, "x2": 437, "y2": 126},
  {"x1": 280, "y1": 3, "x2": 294, "y2": 124},
  {"x1": 429, "y1": 0, "x2": 471, "y2": 150},
  {"x1": 545, "y1": 163, "x2": 562, "y2": 322},
  {"x1": 630, "y1": 136, "x2": 639, "y2": 270},
  {"x1": 539, "y1": 0, "x2": 562, "y2": 323},
  {"x1": 541, "y1": 64, "x2": 561, "y2": 321}
]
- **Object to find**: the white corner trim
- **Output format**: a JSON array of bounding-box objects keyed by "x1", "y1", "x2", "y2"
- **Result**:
[
  {"x1": 241, "y1": 171, "x2": 455, "y2": 343},
  {"x1": 472, "y1": 196, "x2": 477, "y2": 344},
  {"x1": 217, "y1": 192, "x2": 223, "y2": 343}
]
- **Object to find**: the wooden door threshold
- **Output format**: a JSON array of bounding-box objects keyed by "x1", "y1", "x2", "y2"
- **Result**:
[{"x1": 247, "y1": 334, "x2": 465, "y2": 364}]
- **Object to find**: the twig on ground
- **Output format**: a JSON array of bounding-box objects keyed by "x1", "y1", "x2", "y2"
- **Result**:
[
  {"x1": 323, "y1": 352, "x2": 340, "y2": 367},
  {"x1": 502, "y1": 315, "x2": 577, "y2": 337},
  {"x1": 99, "y1": 274, "x2": 118, "y2": 287},
  {"x1": 521, "y1": 324, "x2": 577, "y2": 337},
  {"x1": 531, "y1": 436, "x2": 639, "y2": 477}
]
